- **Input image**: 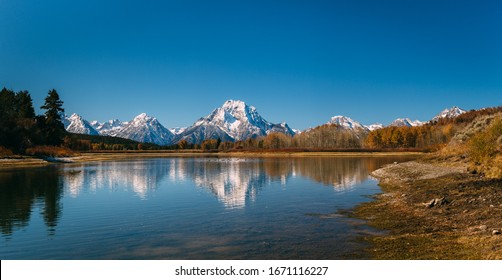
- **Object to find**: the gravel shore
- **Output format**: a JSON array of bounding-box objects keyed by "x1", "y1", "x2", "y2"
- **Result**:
[{"x1": 355, "y1": 160, "x2": 502, "y2": 259}]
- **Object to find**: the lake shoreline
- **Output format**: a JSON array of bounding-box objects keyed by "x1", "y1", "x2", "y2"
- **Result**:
[
  {"x1": 353, "y1": 160, "x2": 502, "y2": 259},
  {"x1": 0, "y1": 151, "x2": 423, "y2": 168}
]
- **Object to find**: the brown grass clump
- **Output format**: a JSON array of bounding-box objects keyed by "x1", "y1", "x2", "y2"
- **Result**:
[
  {"x1": 0, "y1": 146, "x2": 14, "y2": 157},
  {"x1": 25, "y1": 146, "x2": 76, "y2": 157}
]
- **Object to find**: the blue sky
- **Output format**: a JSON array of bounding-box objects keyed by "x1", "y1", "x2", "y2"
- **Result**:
[{"x1": 1, "y1": 0, "x2": 501, "y2": 130}]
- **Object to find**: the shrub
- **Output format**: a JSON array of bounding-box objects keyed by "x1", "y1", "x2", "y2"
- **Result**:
[
  {"x1": 468, "y1": 117, "x2": 502, "y2": 178},
  {"x1": 25, "y1": 146, "x2": 75, "y2": 157},
  {"x1": 0, "y1": 146, "x2": 14, "y2": 157}
]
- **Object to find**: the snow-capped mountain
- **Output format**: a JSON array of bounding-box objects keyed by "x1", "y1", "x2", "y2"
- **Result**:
[
  {"x1": 91, "y1": 119, "x2": 127, "y2": 136},
  {"x1": 365, "y1": 123, "x2": 384, "y2": 131},
  {"x1": 389, "y1": 118, "x2": 424, "y2": 127},
  {"x1": 62, "y1": 103, "x2": 469, "y2": 146},
  {"x1": 64, "y1": 113, "x2": 174, "y2": 145},
  {"x1": 431, "y1": 106, "x2": 466, "y2": 122},
  {"x1": 175, "y1": 100, "x2": 295, "y2": 144},
  {"x1": 328, "y1": 116, "x2": 366, "y2": 130},
  {"x1": 114, "y1": 113, "x2": 174, "y2": 146},
  {"x1": 65, "y1": 113, "x2": 99, "y2": 135},
  {"x1": 324, "y1": 116, "x2": 384, "y2": 131}
]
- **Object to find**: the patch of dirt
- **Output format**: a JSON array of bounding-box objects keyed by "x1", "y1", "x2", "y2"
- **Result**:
[{"x1": 372, "y1": 161, "x2": 465, "y2": 182}]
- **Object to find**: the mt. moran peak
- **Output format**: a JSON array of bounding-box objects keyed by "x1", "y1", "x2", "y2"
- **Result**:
[{"x1": 175, "y1": 100, "x2": 295, "y2": 144}]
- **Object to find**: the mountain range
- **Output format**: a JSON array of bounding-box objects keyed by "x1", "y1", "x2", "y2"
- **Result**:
[{"x1": 63, "y1": 101, "x2": 467, "y2": 146}]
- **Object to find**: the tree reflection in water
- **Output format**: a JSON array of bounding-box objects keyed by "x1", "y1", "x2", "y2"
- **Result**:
[
  {"x1": 0, "y1": 156, "x2": 416, "y2": 236},
  {"x1": 0, "y1": 167, "x2": 62, "y2": 236}
]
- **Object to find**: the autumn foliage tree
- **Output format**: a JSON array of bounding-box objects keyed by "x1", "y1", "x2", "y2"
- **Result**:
[{"x1": 293, "y1": 124, "x2": 365, "y2": 149}]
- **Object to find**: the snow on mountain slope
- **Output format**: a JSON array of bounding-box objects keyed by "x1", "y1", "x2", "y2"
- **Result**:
[
  {"x1": 169, "y1": 127, "x2": 187, "y2": 135},
  {"x1": 431, "y1": 106, "x2": 466, "y2": 122},
  {"x1": 389, "y1": 118, "x2": 424, "y2": 127},
  {"x1": 175, "y1": 100, "x2": 295, "y2": 144},
  {"x1": 175, "y1": 124, "x2": 234, "y2": 144},
  {"x1": 92, "y1": 119, "x2": 127, "y2": 136},
  {"x1": 365, "y1": 123, "x2": 384, "y2": 131},
  {"x1": 292, "y1": 128, "x2": 302, "y2": 134},
  {"x1": 61, "y1": 114, "x2": 70, "y2": 129},
  {"x1": 65, "y1": 113, "x2": 100, "y2": 135},
  {"x1": 328, "y1": 116, "x2": 367, "y2": 130},
  {"x1": 114, "y1": 113, "x2": 174, "y2": 146},
  {"x1": 324, "y1": 115, "x2": 384, "y2": 132}
]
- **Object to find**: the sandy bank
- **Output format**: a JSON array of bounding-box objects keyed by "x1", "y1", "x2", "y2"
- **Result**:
[
  {"x1": 0, "y1": 158, "x2": 49, "y2": 168},
  {"x1": 0, "y1": 151, "x2": 423, "y2": 168}
]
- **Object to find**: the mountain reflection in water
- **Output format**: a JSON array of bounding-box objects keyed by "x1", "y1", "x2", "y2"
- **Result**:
[
  {"x1": 63, "y1": 157, "x2": 402, "y2": 208},
  {"x1": 0, "y1": 156, "x2": 415, "y2": 238}
]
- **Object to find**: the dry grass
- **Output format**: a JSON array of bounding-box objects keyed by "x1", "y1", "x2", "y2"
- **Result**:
[
  {"x1": 0, "y1": 158, "x2": 48, "y2": 168},
  {"x1": 25, "y1": 146, "x2": 76, "y2": 157}
]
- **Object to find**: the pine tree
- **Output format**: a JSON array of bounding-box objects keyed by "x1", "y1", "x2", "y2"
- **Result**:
[
  {"x1": 16, "y1": 90, "x2": 36, "y2": 119},
  {"x1": 0, "y1": 88, "x2": 17, "y2": 149},
  {"x1": 41, "y1": 89, "x2": 66, "y2": 145}
]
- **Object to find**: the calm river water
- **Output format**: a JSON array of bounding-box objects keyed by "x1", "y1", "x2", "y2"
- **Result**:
[{"x1": 0, "y1": 156, "x2": 415, "y2": 259}]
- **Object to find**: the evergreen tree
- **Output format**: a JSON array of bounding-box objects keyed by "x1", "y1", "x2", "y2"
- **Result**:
[
  {"x1": 0, "y1": 88, "x2": 17, "y2": 149},
  {"x1": 16, "y1": 90, "x2": 36, "y2": 119},
  {"x1": 0, "y1": 88, "x2": 17, "y2": 122},
  {"x1": 41, "y1": 89, "x2": 66, "y2": 145}
]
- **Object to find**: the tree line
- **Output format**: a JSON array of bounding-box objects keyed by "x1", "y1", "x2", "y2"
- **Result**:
[
  {"x1": 3, "y1": 86, "x2": 500, "y2": 155},
  {"x1": 0, "y1": 88, "x2": 66, "y2": 154},
  {"x1": 194, "y1": 124, "x2": 373, "y2": 151}
]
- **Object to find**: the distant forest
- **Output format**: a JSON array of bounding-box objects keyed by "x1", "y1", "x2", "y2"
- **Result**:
[{"x1": 1, "y1": 87, "x2": 501, "y2": 157}]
